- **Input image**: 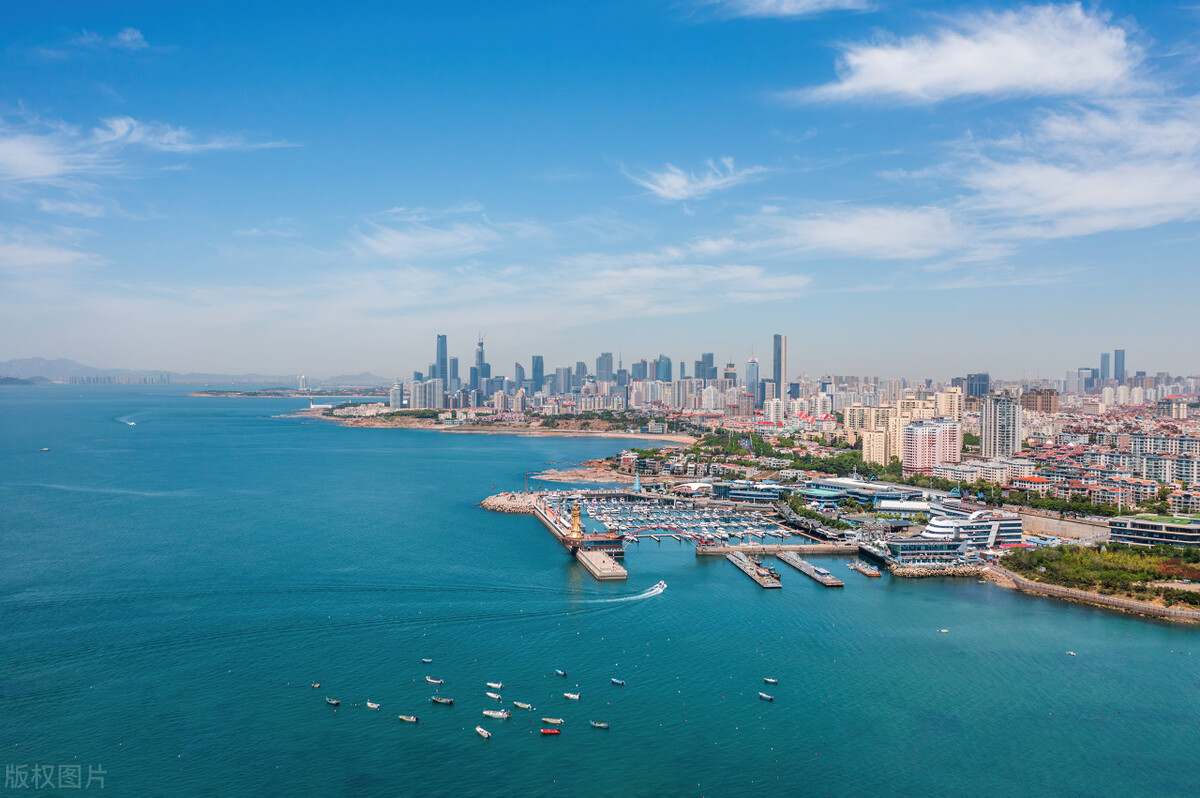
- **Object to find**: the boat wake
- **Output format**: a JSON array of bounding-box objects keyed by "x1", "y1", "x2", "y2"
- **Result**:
[{"x1": 589, "y1": 581, "x2": 666, "y2": 604}]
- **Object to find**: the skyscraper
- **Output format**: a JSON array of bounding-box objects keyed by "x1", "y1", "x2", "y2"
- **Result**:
[
  {"x1": 513, "y1": 362, "x2": 525, "y2": 389},
  {"x1": 966, "y1": 372, "x2": 991, "y2": 399},
  {"x1": 772, "y1": 334, "x2": 787, "y2": 395},
  {"x1": 435, "y1": 334, "x2": 448, "y2": 382},
  {"x1": 982, "y1": 392, "x2": 1023, "y2": 458},
  {"x1": 655, "y1": 355, "x2": 672, "y2": 382},
  {"x1": 448, "y1": 357, "x2": 459, "y2": 392},
  {"x1": 1100, "y1": 352, "x2": 1111, "y2": 381},
  {"x1": 1114, "y1": 349, "x2": 1125, "y2": 383},
  {"x1": 531, "y1": 355, "x2": 544, "y2": 390},
  {"x1": 596, "y1": 352, "x2": 614, "y2": 383},
  {"x1": 745, "y1": 356, "x2": 760, "y2": 406}
]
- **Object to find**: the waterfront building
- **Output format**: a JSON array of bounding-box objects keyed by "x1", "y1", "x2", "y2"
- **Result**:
[
  {"x1": 389, "y1": 381, "x2": 403, "y2": 409},
  {"x1": 298, "y1": 375, "x2": 308, "y2": 392},
  {"x1": 884, "y1": 536, "x2": 970, "y2": 564},
  {"x1": 921, "y1": 509, "x2": 1022, "y2": 547},
  {"x1": 982, "y1": 392, "x2": 1023, "y2": 459},
  {"x1": 1109, "y1": 515, "x2": 1200, "y2": 547}
]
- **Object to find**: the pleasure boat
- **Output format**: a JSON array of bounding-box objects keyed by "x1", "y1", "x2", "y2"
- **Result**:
[
  {"x1": 482, "y1": 709, "x2": 510, "y2": 719},
  {"x1": 366, "y1": 701, "x2": 380, "y2": 710},
  {"x1": 486, "y1": 692, "x2": 502, "y2": 700},
  {"x1": 564, "y1": 692, "x2": 580, "y2": 700},
  {"x1": 398, "y1": 715, "x2": 419, "y2": 723},
  {"x1": 426, "y1": 676, "x2": 444, "y2": 684},
  {"x1": 758, "y1": 692, "x2": 774, "y2": 701},
  {"x1": 430, "y1": 696, "x2": 454, "y2": 705},
  {"x1": 763, "y1": 678, "x2": 778, "y2": 685},
  {"x1": 554, "y1": 669, "x2": 566, "y2": 677},
  {"x1": 311, "y1": 682, "x2": 320, "y2": 689},
  {"x1": 476, "y1": 726, "x2": 491, "y2": 739},
  {"x1": 610, "y1": 678, "x2": 625, "y2": 686},
  {"x1": 325, "y1": 698, "x2": 340, "y2": 706},
  {"x1": 540, "y1": 728, "x2": 561, "y2": 735},
  {"x1": 486, "y1": 682, "x2": 503, "y2": 689},
  {"x1": 541, "y1": 717, "x2": 564, "y2": 724},
  {"x1": 513, "y1": 701, "x2": 533, "y2": 710},
  {"x1": 421, "y1": 658, "x2": 433, "y2": 663},
  {"x1": 589, "y1": 721, "x2": 610, "y2": 729}
]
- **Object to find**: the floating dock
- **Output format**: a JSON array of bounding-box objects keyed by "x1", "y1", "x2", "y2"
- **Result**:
[
  {"x1": 777, "y1": 552, "x2": 844, "y2": 587},
  {"x1": 725, "y1": 551, "x2": 781, "y2": 588}
]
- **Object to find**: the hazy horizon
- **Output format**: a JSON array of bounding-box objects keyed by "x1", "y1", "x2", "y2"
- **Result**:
[{"x1": 3, "y1": 2, "x2": 1198, "y2": 378}]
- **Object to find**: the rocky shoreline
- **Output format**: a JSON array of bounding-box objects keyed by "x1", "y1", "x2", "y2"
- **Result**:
[
  {"x1": 479, "y1": 492, "x2": 536, "y2": 514},
  {"x1": 889, "y1": 565, "x2": 985, "y2": 578}
]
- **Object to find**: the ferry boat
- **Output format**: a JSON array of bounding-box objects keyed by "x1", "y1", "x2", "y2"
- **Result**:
[
  {"x1": 425, "y1": 676, "x2": 444, "y2": 684},
  {"x1": 589, "y1": 721, "x2": 610, "y2": 729},
  {"x1": 758, "y1": 692, "x2": 774, "y2": 701},
  {"x1": 398, "y1": 715, "x2": 418, "y2": 723},
  {"x1": 563, "y1": 692, "x2": 580, "y2": 700},
  {"x1": 540, "y1": 728, "x2": 561, "y2": 735},
  {"x1": 325, "y1": 698, "x2": 340, "y2": 706},
  {"x1": 486, "y1": 682, "x2": 503, "y2": 689},
  {"x1": 430, "y1": 696, "x2": 454, "y2": 705},
  {"x1": 476, "y1": 726, "x2": 491, "y2": 739},
  {"x1": 482, "y1": 709, "x2": 510, "y2": 719}
]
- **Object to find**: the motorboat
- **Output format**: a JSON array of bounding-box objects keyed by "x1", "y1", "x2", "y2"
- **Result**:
[
  {"x1": 758, "y1": 692, "x2": 774, "y2": 701},
  {"x1": 563, "y1": 692, "x2": 580, "y2": 700},
  {"x1": 611, "y1": 678, "x2": 625, "y2": 686},
  {"x1": 486, "y1": 682, "x2": 503, "y2": 689},
  {"x1": 554, "y1": 669, "x2": 566, "y2": 677},
  {"x1": 938, "y1": 629, "x2": 949, "y2": 634},
  {"x1": 763, "y1": 678, "x2": 778, "y2": 685},
  {"x1": 486, "y1": 692, "x2": 502, "y2": 700},
  {"x1": 541, "y1": 717, "x2": 563, "y2": 724},
  {"x1": 430, "y1": 696, "x2": 454, "y2": 705},
  {"x1": 426, "y1": 676, "x2": 444, "y2": 684},
  {"x1": 653, "y1": 580, "x2": 667, "y2": 590},
  {"x1": 482, "y1": 709, "x2": 510, "y2": 719},
  {"x1": 366, "y1": 701, "x2": 380, "y2": 710},
  {"x1": 325, "y1": 698, "x2": 340, "y2": 706},
  {"x1": 589, "y1": 721, "x2": 610, "y2": 729},
  {"x1": 540, "y1": 728, "x2": 561, "y2": 735},
  {"x1": 476, "y1": 726, "x2": 491, "y2": 739},
  {"x1": 397, "y1": 715, "x2": 418, "y2": 723},
  {"x1": 513, "y1": 701, "x2": 533, "y2": 710},
  {"x1": 311, "y1": 682, "x2": 320, "y2": 689},
  {"x1": 421, "y1": 658, "x2": 433, "y2": 663}
]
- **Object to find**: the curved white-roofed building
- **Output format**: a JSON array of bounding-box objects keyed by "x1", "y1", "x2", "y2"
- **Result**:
[{"x1": 920, "y1": 510, "x2": 1022, "y2": 548}]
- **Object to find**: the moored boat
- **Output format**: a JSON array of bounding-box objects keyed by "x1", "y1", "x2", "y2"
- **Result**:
[
  {"x1": 563, "y1": 692, "x2": 580, "y2": 700},
  {"x1": 486, "y1": 691, "x2": 502, "y2": 700},
  {"x1": 311, "y1": 682, "x2": 320, "y2": 688},
  {"x1": 398, "y1": 715, "x2": 419, "y2": 723},
  {"x1": 541, "y1": 717, "x2": 564, "y2": 724},
  {"x1": 554, "y1": 669, "x2": 566, "y2": 677},
  {"x1": 589, "y1": 721, "x2": 610, "y2": 729},
  {"x1": 540, "y1": 728, "x2": 561, "y2": 735},
  {"x1": 476, "y1": 726, "x2": 491, "y2": 739},
  {"x1": 758, "y1": 692, "x2": 773, "y2": 701},
  {"x1": 482, "y1": 709, "x2": 510, "y2": 719},
  {"x1": 611, "y1": 678, "x2": 625, "y2": 686},
  {"x1": 325, "y1": 697, "x2": 340, "y2": 706},
  {"x1": 426, "y1": 676, "x2": 444, "y2": 684},
  {"x1": 513, "y1": 701, "x2": 533, "y2": 710},
  {"x1": 430, "y1": 696, "x2": 454, "y2": 705},
  {"x1": 366, "y1": 701, "x2": 380, "y2": 710},
  {"x1": 486, "y1": 682, "x2": 503, "y2": 689},
  {"x1": 764, "y1": 678, "x2": 778, "y2": 685}
]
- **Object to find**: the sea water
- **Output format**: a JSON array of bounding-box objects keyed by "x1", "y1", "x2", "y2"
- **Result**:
[{"x1": 2, "y1": 386, "x2": 1198, "y2": 796}]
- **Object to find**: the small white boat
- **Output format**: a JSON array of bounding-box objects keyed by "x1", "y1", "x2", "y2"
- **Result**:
[
  {"x1": 482, "y1": 709, "x2": 510, "y2": 719},
  {"x1": 938, "y1": 629, "x2": 949, "y2": 634},
  {"x1": 564, "y1": 692, "x2": 580, "y2": 700},
  {"x1": 421, "y1": 658, "x2": 433, "y2": 663},
  {"x1": 310, "y1": 682, "x2": 320, "y2": 689},
  {"x1": 426, "y1": 676, "x2": 444, "y2": 684},
  {"x1": 763, "y1": 678, "x2": 778, "y2": 685},
  {"x1": 554, "y1": 669, "x2": 566, "y2": 677},
  {"x1": 38, "y1": 447, "x2": 50, "y2": 452},
  {"x1": 398, "y1": 715, "x2": 418, "y2": 723},
  {"x1": 486, "y1": 682, "x2": 503, "y2": 689},
  {"x1": 1067, "y1": 651, "x2": 1077, "y2": 656},
  {"x1": 758, "y1": 692, "x2": 774, "y2": 701},
  {"x1": 486, "y1": 692, "x2": 502, "y2": 700},
  {"x1": 513, "y1": 701, "x2": 533, "y2": 710},
  {"x1": 610, "y1": 678, "x2": 625, "y2": 686},
  {"x1": 475, "y1": 726, "x2": 491, "y2": 739},
  {"x1": 541, "y1": 717, "x2": 564, "y2": 724},
  {"x1": 366, "y1": 701, "x2": 380, "y2": 710}
]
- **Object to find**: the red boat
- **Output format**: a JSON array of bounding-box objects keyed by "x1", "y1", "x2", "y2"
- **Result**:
[{"x1": 540, "y1": 728, "x2": 561, "y2": 735}]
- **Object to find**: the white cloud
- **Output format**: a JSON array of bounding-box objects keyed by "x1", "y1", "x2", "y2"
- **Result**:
[
  {"x1": 353, "y1": 221, "x2": 504, "y2": 261},
  {"x1": 796, "y1": 3, "x2": 1141, "y2": 103},
  {"x1": 625, "y1": 157, "x2": 768, "y2": 201},
  {"x1": 72, "y1": 27, "x2": 150, "y2": 51},
  {"x1": 749, "y1": 205, "x2": 969, "y2": 259},
  {"x1": 36, "y1": 199, "x2": 107, "y2": 217},
  {"x1": 0, "y1": 228, "x2": 102, "y2": 274},
  {"x1": 92, "y1": 117, "x2": 297, "y2": 153},
  {"x1": 711, "y1": 0, "x2": 868, "y2": 18}
]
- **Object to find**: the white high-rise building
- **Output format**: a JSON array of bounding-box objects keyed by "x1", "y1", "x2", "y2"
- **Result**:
[
  {"x1": 763, "y1": 398, "x2": 785, "y2": 423},
  {"x1": 982, "y1": 392, "x2": 1023, "y2": 459},
  {"x1": 902, "y1": 419, "x2": 962, "y2": 476},
  {"x1": 389, "y1": 380, "x2": 403, "y2": 409}
]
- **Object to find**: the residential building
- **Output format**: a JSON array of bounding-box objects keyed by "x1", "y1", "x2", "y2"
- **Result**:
[{"x1": 982, "y1": 392, "x2": 1023, "y2": 459}]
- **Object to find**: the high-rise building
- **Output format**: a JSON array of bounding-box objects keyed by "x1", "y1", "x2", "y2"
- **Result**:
[
  {"x1": 554, "y1": 366, "x2": 572, "y2": 395},
  {"x1": 596, "y1": 352, "x2": 614, "y2": 383},
  {"x1": 935, "y1": 387, "x2": 964, "y2": 421},
  {"x1": 574, "y1": 361, "x2": 587, "y2": 389},
  {"x1": 631, "y1": 360, "x2": 648, "y2": 381},
  {"x1": 966, "y1": 372, "x2": 991, "y2": 398},
  {"x1": 1114, "y1": 349, "x2": 1126, "y2": 383},
  {"x1": 982, "y1": 392, "x2": 1023, "y2": 458},
  {"x1": 513, "y1": 362, "x2": 526, "y2": 389},
  {"x1": 298, "y1": 375, "x2": 307, "y2": 392},
  {"x1": 745, "y1": 357, "x2": 760, "y2": 407},
  {"x1": 435, "y1": 334, "x2": 448, "y2": 382},
  {"x1": 1020, "y1": 388, "x2": 1059, "y2": 414},
  {"x1": 655, "y1": 355, "x2": 672, "y2": 382},
  {"x1": 694, "y1": 352, "x2": 716, "y2": 382},
  {"x1": 1100, "y1": 352, "x2": 1111, "y2": 381},
  {"x1": 772, "y1": 334, "x2": 787, "y2": 395},
  {"x1": 902, "y1": 419, "x2": 962, "y2": 477},
  {"x1": 389, "y1": 380, "x2": 403, "y2": 409},
  {"x1": 448, "y1": 357, "x2": 460, "y2": 392},
  {"x1": 531, "y1": 355, "x2": 544, "y2": 389}
]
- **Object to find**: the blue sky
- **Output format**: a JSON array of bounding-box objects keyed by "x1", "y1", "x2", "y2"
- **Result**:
[{"x1": 2, "y1": 1, "x2": 1198, "y2": 380}]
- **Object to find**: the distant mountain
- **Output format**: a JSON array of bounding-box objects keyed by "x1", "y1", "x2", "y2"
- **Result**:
[{"x1": 0, "y1": 358, "x2": 390, "y2": 386}]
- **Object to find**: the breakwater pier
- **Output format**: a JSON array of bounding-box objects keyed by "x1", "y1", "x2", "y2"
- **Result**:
[
  {"x1": 725, "y1": 551, "x2": 781, "y2": 588},
  {"x1": 777, "y1": 552, "x2": 845, "y2": 587}
]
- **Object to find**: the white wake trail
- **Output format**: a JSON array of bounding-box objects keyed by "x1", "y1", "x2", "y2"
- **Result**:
[{"x1": 588, "y1": 581, "x2": 666, "y2": 603}]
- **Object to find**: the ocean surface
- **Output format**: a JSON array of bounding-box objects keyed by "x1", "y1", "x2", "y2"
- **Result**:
[{"x1": 3, "y1": 386, "x2": 1199, "y2": 796}]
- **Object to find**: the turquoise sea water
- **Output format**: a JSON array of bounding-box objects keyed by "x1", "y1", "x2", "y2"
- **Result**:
[{"x1": 3, "y1": 386, "x2": 1199, "y2": 796}]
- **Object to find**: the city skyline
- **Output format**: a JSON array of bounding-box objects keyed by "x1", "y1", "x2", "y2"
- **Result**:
[{"x1": 3, "y1": 2, "x2": 1199, "y2": 375}]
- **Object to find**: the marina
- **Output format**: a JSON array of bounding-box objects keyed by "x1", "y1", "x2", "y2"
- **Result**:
[{"x1": 778, "y1": 552, "x2": 845, "y2": 587}]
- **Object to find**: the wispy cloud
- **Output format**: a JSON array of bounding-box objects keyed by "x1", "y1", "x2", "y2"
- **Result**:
[
  {"x1": 352, "y1": 220, "x2": 505, "y2": 261},
  {"x1": 73, "y1": 27, "x2": 150, "y2": 52},
  {"x1": 92, "y1": 117, "x2": 297, "y2": 153},
  {"x1": 794, "y1": 3, "x2": 1141, "y2": 103},
  {"x1": 709, "y1": 0, "x2": 868, "y2": 19},
  {"x1": 624, "y1": 157, "x2": 768, "y2": 201},
  {"x1": 746, "y1": 205, "x2": 970, "y2": 260},
  {"x1": 0, "y1": 227, "x2": 103, "y2": 274}
]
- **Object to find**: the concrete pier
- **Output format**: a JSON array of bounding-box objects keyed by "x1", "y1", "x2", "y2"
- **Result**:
[
  {"x1": 577, "y1": 550, "x2": 628, "y2": 581},
  {"x1": 696, "y1": 543, "x2": 856, "y2": 556},
  {"x1": 777, "y1": 552, "x2": 844, "y2": 587},
  {"x1": 725, "y1": 551, "x2": 781, "y2": 588}
]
